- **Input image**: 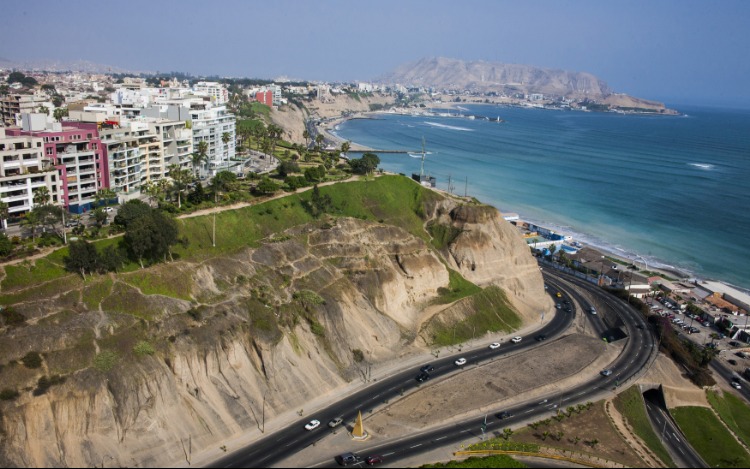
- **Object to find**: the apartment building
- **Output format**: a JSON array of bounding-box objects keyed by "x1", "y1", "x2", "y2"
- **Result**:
[
  {"x1": 0, "y1": 128, "x2": 61, "y2": 227},
  {"x1": 188, "y1": 105, "x2": 235, "y2": 175},
  {"x1": 193, "y1": 81, "x2": 229, "y2": 105},
  {"x1": 0, "y1": 92, "x2": 54, "y2": 126},
  {"x1": 5, "y1": 115, "x2": 109, "y2": 213}
]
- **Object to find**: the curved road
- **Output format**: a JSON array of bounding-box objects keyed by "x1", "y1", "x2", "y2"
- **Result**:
[{"x1": 210, "y1": 268, "x2": 656, "y2": 468}]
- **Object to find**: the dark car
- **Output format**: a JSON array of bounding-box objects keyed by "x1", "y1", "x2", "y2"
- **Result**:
[
  {"x1": 728, "y1": 359, "x2": 738, "y2": 366},
  {"x1": 636, "y1": 324, "x2": 645, "y2": 329},
  {"x1": 496, "y1": 411, "x2": 513, "y2": 420},
  {"x1": 420, "y1": 364, "x2": 435, "y2": 373},
  {"x1": 416, "y1": 372, "x2": 430, "y2": 383},
  {"x1": 336, "y1": 452, "x2": 361, "y2": 466},
  {"x1": 365, "y1": 455, "x2": 383, "y2": 465},
  {"x1": 535, "y1": 334, "x2": 547, "y2": 342},
  {"x1": 729, "y1": 341, "x2": 740, "y2": 347}
]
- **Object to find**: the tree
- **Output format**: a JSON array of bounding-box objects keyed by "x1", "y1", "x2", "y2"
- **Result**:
[
  {"x1": 92, "y1": 207, "x2": 108, "y2": 227},
  {"x1": 222, "y1": 131, "x2": 231, "y2": 148},
  {"x1": 211, "y1": 170, "x2": 238, "y2": 194},
  {"x1": 302, "y1": 129, "x2": 310, "y2": 148},
  {"x1": 99, "y1": 245, "x2": 124, "y2": 273},
  {"x1": 168, "y1": 165, "x2": 193, "y2": 209},
  {"x1": 0, "y1": 201, "x2": 9, "y2": 230},
  {"x1": 306, "y1": 184, "x2": 332, "y2": 218},
  {"x1": 32, "y1": 204, "x2": 64, "y2": 240},
  {"x1": 502, "y1": 428, "x2": 514, "y2": 440},
  {"x1": 277, "y1": 160, "x2": 300, "y2": 178},
  {"x1": 64, "y1": 239, "x2": 100, "y2": 279},
  {"x1": 21, "y1": 210, "x2": 41, "y2": 241},
  {"x1": 340, "y1": 141, "x2": 351, "y2": 159},
  {"x1": 94, "y1": 188, "x2": 117, "y2": 209},
  {"x1": 348, "y1": 152, "x2": 380, "y2": 175},
  {"x1": 0, "y1": 232, "x2": 13, "y2": 257},
  {"x1": 37, "y1": 105, "x2": 49, "y2": 115},
  {"x1": 113, "y1": 199, "x2": 151, "y2": 229},
  {"x1": 267, "y1": 124, "x2": 283, "y2": 156},
  {"x1": 53, "y1": 107, "x2": 68, "y2": 122},
  {"x1": 51, "y1": 95, "x2": 64, "y2": 108},
  {"x1": 192, "y1": 140, "x2": 210, "y2": 177},
  {"x1": 33, "y1": 187, "x2": 51, "y2": 206},
  {"x1": 255, "y1": 178, "x2": 279, "y2": 196},
  {"x1": 123, "y1": 209, "x2": 179, "y2": 268},
  {"x1": 187, "y1": 181, "x2": 207, "y2": 205},
  {"x1": 314, "y1": 133, "x2": 325, "y2": 151}
]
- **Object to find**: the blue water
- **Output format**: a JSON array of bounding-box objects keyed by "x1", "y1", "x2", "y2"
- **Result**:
[{"x1": 334, "y1": 104, "x2": 750, "y2": 290}]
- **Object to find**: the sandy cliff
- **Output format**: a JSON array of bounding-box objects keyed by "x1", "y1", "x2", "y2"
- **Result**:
[{"x1": 0, "y1": 195, "x2": 546, "y2": 467}]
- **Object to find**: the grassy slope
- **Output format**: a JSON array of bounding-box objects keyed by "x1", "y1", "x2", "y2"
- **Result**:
[
  {"x1": 706, "y1": 389, "x2": 750, "y2": 447},
  {"x1": 671, "y1": 406, "x2": 750, "y2": 468},
  {"x1": 612, "y1": 386, "x2": 676, "y2": 467}
]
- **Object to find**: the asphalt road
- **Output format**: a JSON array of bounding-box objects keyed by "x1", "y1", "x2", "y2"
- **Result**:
[
  {"x1": 643, "y1": 398, "x2": 707, "y2": 468},
  {"x1": 210, "y1": 267, "x2": 657, "y2": 468}
]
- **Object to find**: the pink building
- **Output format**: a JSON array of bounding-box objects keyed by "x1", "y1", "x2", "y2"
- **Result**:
[
  {"x1": 255, "y1": 90, "x2": 273, "y2": 107},
  {"x1": 7, "y1": 119, "x2": 110, "y2": 213}
]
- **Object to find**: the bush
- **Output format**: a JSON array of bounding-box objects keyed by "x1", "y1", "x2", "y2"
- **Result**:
[
  {"x1": 352, "y1": 349, "x2": 365, "y2": 363},
  {"x1": 21, "y1": 351, "x2": 43, "y2": 369},
  {"x1": 33, "y1": 374, "x2": 65, "y2": 396},
  {"x1": 93, "y1": 350, "x2": 118, "y2": 372},
  {"x1": 0, "y1": 388, "x2": 19, "y2": 400},
  {"x1": 1, "y1": 306, "x2": 26, "y2": 326},
  {"x1": 133, "y1": 341, "x2": 156, "y2": 357}
]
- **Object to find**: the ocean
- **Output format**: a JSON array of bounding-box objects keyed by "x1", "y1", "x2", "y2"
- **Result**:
[{"x1": 333, "y1": 103, "x2": 750, "y2": 291}]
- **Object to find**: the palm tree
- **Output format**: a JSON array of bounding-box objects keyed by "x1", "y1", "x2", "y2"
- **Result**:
[
  {"x1": 53, "y1": 107, "x2": 68, "y2": 122},
  {"x1": 221, "y1": 132, "x2": 231, "y2": 159},
  {"x1": 32, "y1": 187, "x2": 50, "y2": 207},
  {"x1": 267, "y1": 124, "x2": 282, "y2": 156},
  {"x1": 302, "y1": 129, "x2": 310, "y2": 149},
  {"x1": 192, "y1": 140, "x2": 209, "y2": 177},
  {"x1": 314, "y1": 134, "x2": 325, "y2": 151},
  {"x1": 0, "y1": 201, "x2": 8, "y2": 230},
  {"x1": 340, "y1": 141, "x2": 351, "y2": 159},
  {"x1": 168, "y1": 164, "x2": 193, "y2": 209},
  {"x1": 21, "y1": 210, "x2": 41, "y2": 241},
  {"x1": 37, "y1": 105, "x2": 49, "y2": 115}
]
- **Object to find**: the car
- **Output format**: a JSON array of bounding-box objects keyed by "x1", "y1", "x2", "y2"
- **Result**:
[
  {"x1": 535, "y1": 334, "x2": 547, "y2": 342},
  {"x1": 636, "y1": 324, "x2": 645, "y2": 329},
  {"x1": 328, "y1": 417, "x2": 344, "y2": 428},
  {"x1": 511, "y1": 336, "x2": 522, "y2": 343},
  {"x1": 731, "y1": 380, "x2": 742, "y2": 390},
  {"x1": 335, "y1": 452, "x2": 361, "y2": 466},
  {"x1": 601, "y1": 369, "x2": 613, "y2": 377},
  {"x1": 304, "y1": 419, "x2": 321, "y2": 431},
  {"x1": 454, "y1": 358, "x2": 467, "y2": 366},
  {"x1": 365, "y1": 455, "x2": 384, "y2": 465},
  {"x1": 415, "y1": 372, "x2": 430, "y2": 383},
  {"x1": 496, "y1": 411, "x2": 513, "y2": 420},
  {"x1": 103, "y1": 206, "x2": 113, "y2": 213},
  {"x1": 589, "y1": 306, "x2": 597, "y2": 315},
  {"x1": 729, "y1": 341, "x2": 740, "y2": 347},
  {"x1": 703, "y1": 321, "x2": 711, "y2": 327},
  {"x1": 728, "y1": 359, "x2": 738, "y2": 366},
  {"x1": 488, "y1": 342, "x2": 501, "y2": 350},
  {"x1": 689, "y1": 327, "x2": 700, "y2": 334},
  {"x1": 420, "y1": 364, "x2": 435, "y2": 373},
  {"x1": 556, "y1": 292, "x2": 562, "y2": 298}
]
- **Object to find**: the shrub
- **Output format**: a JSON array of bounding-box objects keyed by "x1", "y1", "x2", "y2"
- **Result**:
[
  {"x1": 1, "y1": 306, "x2": 26, "y2": 326},
  {"x1": 352, "y1": 349, "x2": 365, "y2": 363},
  {"x1": 93, "y1": 350, "x2": 118, "y2": 372},
  {"x1": 33, "y1": 375, "x2": 66, "y2": 396},
  {"x1": 0, "y1": 388, "x2": 19, "y2": 400},
  {"x1": 21, "y1": 351, "x2": 43, "y2": 369},
  {"x1": 133, "y1": 341, "x2": 156, "y2": 357}
]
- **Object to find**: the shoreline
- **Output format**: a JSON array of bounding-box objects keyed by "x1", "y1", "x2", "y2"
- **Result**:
[{"x1": 328, "y1": 109, "x2": 747, "y2": 295}]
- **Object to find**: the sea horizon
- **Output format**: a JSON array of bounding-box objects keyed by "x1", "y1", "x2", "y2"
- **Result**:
[{"x1": 333, "y1": 102, "x2": 750, "y2": 293}]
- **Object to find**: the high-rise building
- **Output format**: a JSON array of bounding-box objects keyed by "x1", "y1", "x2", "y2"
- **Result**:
[{"x1": 193, "y1": 81, "x2": 229, "y2": 105}]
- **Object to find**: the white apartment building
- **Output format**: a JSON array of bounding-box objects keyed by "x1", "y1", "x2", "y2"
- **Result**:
[
  {"x1": 193, "y1": 81, "x2": 229, "y2": 105},
  {"x1": 0, "y1": 129, "x2": 61, "y2": 227},
  {"x1": 99, "y1": 118, "x2": 193, "y2": 200},
  {"x1": 0, "y1": 92, "x2": 54, "y2": 126},
  {"x1": 188, "y1": 105, "x2": 236, "y2": 175}
]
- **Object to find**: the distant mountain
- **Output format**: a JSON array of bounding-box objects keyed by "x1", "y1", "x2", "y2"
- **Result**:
[
  {"x1": 379, "y1": 57, "x2": 640, "y2": 101},
  {"x1": 0, "y1": 57, "x2": 149, "y2": 75}
]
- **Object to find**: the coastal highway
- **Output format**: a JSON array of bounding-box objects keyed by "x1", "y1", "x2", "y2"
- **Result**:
[
  {"x1": 643, "y1": 398, "x2": 707, "y2": 468},
  {"x1": 212, "y1": 284, "x2": 575, "y2": 468},
  {"x1": 211, "y1": 268, "x2": 656, "y2": 468}
]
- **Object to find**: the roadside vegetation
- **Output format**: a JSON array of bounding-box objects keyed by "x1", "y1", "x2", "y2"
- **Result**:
[
  {"x1": 421, "y1": 455, "x2": 527, "y2": 468},
  {"x1": 612, "y1": 386, "x2": 676, "y2": 467},
  {"x1": 706, "y1": 389, "x2": 750, "y2": 447},
  {"x1": 671, "y1": 406, "x2": 750, "y2": 468}
]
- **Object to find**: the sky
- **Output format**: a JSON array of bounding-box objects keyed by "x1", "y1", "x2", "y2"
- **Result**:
[{"x1": 4, "y1": 0, "x2": 750, "y2": 107}]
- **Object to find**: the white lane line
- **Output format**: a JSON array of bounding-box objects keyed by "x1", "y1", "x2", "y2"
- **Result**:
[
  {"x1": 524, "y1": 409, "x2": 534, "y2": 414},
  {"x1": 435, "y1": 436, "x2": 447, "y2": 441},
  {"x1": 678, "y1": 447, "x2": 685, "y2": 455},
  {"x1": 383, "y1": 452, "x2": 395, "y2": 457},
  {"x1": 410, "y1": 444, "x2": 422, "y2": 449}
]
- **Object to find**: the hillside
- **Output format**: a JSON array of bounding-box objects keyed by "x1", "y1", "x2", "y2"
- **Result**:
[
  {"x1": 378, "y1": 57, "x2": 673, "y2": 112},
  {"x1": 0, "y1": 175, "x2": 550, "y2": 467}
]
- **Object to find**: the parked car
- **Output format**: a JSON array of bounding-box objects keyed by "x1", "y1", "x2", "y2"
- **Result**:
[
  {"x1": 511, "y1": 336, "x2": 522, "y2": 343},
  {"x1": 729, "y1": 341, "x2": 740, "y2": 347},
  {"x1": 488, "y1": 342, "x2": 501, "y2": 350},
  {"x1": 328, "y1": 417, "x2": 344, "y2": 428},
  {"x1": 304, "y1": 419, "x2": 321, "y2": 431},
  {"x1": 728, "y1": 359, "x2": 738, "y2": 366},
  {"x1": 454, "y1": 358, "x2": 467, "y2": 366}
]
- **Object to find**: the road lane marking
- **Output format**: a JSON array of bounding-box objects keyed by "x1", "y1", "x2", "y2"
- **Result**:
[
  {"x1": 383, "y1": 452, "x2": 395, "y2": 456},
  {"x1": 435, "y1": 436, "x2": 447, "y2": 441},
  {"x1": 410, "y1": 444, "x2": 422, "y2": 449}
]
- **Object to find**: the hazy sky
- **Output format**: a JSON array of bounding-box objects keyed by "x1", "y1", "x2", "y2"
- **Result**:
[{"x1": 4, "y1": 0, "x2": 749, "y2": 107}]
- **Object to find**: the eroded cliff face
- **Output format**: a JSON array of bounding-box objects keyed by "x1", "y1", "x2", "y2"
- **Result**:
[{"x1": 0, "y1": 200, "x2": 547, "y2": 467}]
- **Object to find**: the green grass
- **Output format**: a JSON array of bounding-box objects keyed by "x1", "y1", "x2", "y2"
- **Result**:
[
  {"x1": 82, "y1": 277, "x2": 114, "y2": 310},
  {"x1": 434, "y1": 269, "x2": 482, "y2": 305},
  {"x1": 428, "y1": 285, "x2": 521, "y2": 346},
  {"x1": 122, "y1": 268, "x2": 193, "y2": 301},
  {"x1": 706, "y1": 389, "x2": 750, "y2": 447},
  {"x1": 427, "y1": 221, "x2": 463, "y2": 250},
  {"x1": 612, "y1": 386, "x2": 675, "y2": 467},
  {"x1": 1, "y1": 258, "x2": 68, "y2": 291},
  {"x1": 421, "y1": 455, "x2": 527, "y2": 468},
  {"x1": 671, "y1": 406, "x2": 750, "y2": 468}
]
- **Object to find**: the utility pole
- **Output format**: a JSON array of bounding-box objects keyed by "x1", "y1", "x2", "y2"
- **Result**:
[
  {"x1": 447, "y1": 174, "x2": 452, "y2": 194},
  {"x1": 61, "y1": 209, "x2": 67, "y2": 244},
  {"x1": 464, "y1": 176, "x2": 468, "y2": 197},
  {"x1": 212, "y1": 212, "x2": 216, "y2": 247}
]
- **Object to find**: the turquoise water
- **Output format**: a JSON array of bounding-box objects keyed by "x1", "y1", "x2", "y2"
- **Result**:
[{"x1": 334, "y1": 104, "x2": 750, "y2": 290}]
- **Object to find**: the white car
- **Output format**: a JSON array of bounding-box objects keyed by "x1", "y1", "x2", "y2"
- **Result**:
[
  {"x1": 454, "y1": 358, "x2": 467, "y2": 366},
  {"x1": 488, "y1": 342, "x2": 501, "y2": 350},
  {"x1": 511, "y1": 336, "x2": 522, "y2": 344},
  {"x1": 103, "y1": 206, "x2": 113, "y2": 213},
  {"x1": 732, "y1": 380, "x2": 742, "y2": 390},
  {"x1": 601, "y1": 369, "x2": 613, "y2": 377},
  {"x1": 304, "y1": 419, "x2": 321, "y2": 431}
]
